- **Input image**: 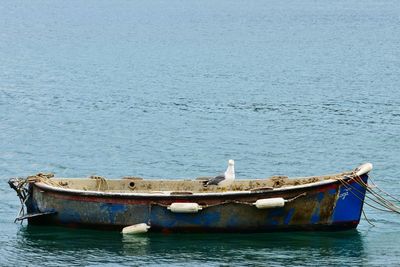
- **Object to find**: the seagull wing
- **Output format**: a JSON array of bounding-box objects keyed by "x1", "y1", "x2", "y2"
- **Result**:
[{"x1": 206, "y1": 174, "x2": 225, "y2": 186}]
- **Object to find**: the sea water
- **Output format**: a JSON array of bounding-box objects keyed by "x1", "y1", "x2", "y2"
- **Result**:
[{"x1": 1, "y1": 0, "x2": 399, "y2": 265}]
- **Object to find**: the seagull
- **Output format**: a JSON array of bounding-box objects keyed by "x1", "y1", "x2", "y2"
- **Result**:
[{"x1": 205, "y1": 159, "x2": 235, "y2": 187}]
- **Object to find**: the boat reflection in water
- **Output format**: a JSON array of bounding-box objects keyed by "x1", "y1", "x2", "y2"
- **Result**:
[{"x1": 18, "y1": 225, "x2": 366, "y2": 265}]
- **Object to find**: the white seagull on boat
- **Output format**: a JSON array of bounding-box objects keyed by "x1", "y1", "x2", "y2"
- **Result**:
[{"x1": 205, "y1": 159, "x2": 235, "y2": 187}]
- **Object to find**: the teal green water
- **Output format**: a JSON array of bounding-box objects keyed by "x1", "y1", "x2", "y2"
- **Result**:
[
  {"x1": 11, "y1": 227, "x2": 374, "y2": 266},
  {"x1": 1, "y1": 0, "x2": 400, "y2": 265}
]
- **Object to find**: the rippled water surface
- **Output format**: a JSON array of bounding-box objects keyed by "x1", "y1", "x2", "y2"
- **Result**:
[{"x1": 1, "y1": 0, "x2": 400, "y2": 266}]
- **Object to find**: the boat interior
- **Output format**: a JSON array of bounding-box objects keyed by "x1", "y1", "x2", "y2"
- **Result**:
[{"x1": 31, "y1": 172, "x2": 351, "y2": 193}]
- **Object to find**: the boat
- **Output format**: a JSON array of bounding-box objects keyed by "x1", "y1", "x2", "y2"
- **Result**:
[{"x1": 8, "y1": 163, "x2": 373, "y2": 233}]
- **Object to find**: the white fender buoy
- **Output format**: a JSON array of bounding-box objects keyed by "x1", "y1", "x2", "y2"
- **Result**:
[
  {"x1": 254, "y1": 198, "x2": 285, "y2": 209},
  {"x1": 167, "y1": 203, "x2": 202, "y2": 213},
  {"x1": 355, "y1": 163, "x2": 373, "y2": 176},
  {"x1": 122, "y1": 223, "x2": 150, "y2": 234}
]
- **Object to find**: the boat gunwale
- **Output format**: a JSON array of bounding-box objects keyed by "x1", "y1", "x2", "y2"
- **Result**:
[{"x1": 32, "y1": 173, "x2": 352, "y2": 198}]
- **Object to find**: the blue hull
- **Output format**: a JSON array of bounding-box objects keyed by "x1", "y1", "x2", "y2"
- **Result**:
[{"x1": 24, "y1": 174, "x2": 368, "y2": 232}]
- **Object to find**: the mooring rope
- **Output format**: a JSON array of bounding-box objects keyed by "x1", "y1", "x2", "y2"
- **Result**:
[
  {"x1": 334, "y1": 173, "x2": 400, "y2": 214},
  {"x1": 9, "y1": 173, "x2": 60, "y2": 223},
  {"x1": 353, "y1": 174, "x2": 400, "y2": 213},
  {"x1": 353, "y1": 175, "x2": 400, "y2": 210},
  {"x1": 366, "y1": 175, "x2": 400, "y2": 203},
  {"x1": 362, "y1": 209, "x2": 375, "y2": 226},
  {"x1": 336, "y1": 178, "x2": 393, "y2": 212},
  {"x1": 336, "y1": 176, "x2": 398, "y2": 212},
  {"x1": 344, "y1": 177, "x2": 398, "y2": 211},
  {"x1": 8, "y1": 178, "x2": 30, "y2": 223}
]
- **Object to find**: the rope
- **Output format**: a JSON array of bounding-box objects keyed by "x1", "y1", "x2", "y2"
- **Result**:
[
  {"x1": 285, "y1": 192, "x2": 307, "y2": 202},
  {"x1": 335, "y1": 176, "x2": 397, "y2": 212},
  {"x1": 8, "y1": 178, "x2": 30, "y2": 223},
  {"x1": 151, "y1": 192, "x2": 307, "y2": 209},
  {"x1": 354, "y1": 174, "x2": 400, "y2": 212},
  {"x1": 27, "y1": 173, "x2": 59, "y2": 187},
  {"x1": 368, "y1": 175, "x2": 400, "y2": 203},
  {"x1": 362, "y1": 209, "x2": 375, "y2": 227},
  {"x1": 353, "y1": 175, "x2": 400, "y2": 210},
  {"x1": 342, "y1": 177, "x2": 395, "y2": 210},
  {"x1": 334, "y1": 174, "x2": 400, "y2": 214},
  {"x1": 90, "y1": 176, "x2": 109, "y2": 191},
  {"x1": 9, "y1": 173, "x2": 64, "y2": 223}
]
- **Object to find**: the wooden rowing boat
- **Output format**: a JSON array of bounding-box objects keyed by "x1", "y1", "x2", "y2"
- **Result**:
[{"x1": 8, "y1": 163, "x2": 372, "y2": 233}]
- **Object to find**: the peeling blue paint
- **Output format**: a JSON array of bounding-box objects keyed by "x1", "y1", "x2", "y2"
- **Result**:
[
  {"x1": 328, "y1": 188, "x2": 337, "y2": 195},
  {"x1": 59, "y1": 211, "x2": 81, "y2": 223},
  {"x1": 150, "y1": 206, "x2": 222, "y2": 228},
  {"x1": 311, "y1": 206, "x2": 320, "y2": 224},
  {"x1": 316, "y1": 192, "x2": 324, "y2": 202},
  {"x1": 226, "y1": 215, "x2": 238, "y2": 227},
  {"x1": 200, "y1": 212, "x2": 221, "y2": 226},
  {"x1": 269, "y1": 208, "x2": 285, "y2": 217},
  {"x1": 284, "y1": 208, "x2": 295, "y2": 225},
  {"x1": 100, "y1": 203, "x2": 127, "y2": 224},
  {"x1": 309, "y1": 192, "x2": 324, "y2": 224}
]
